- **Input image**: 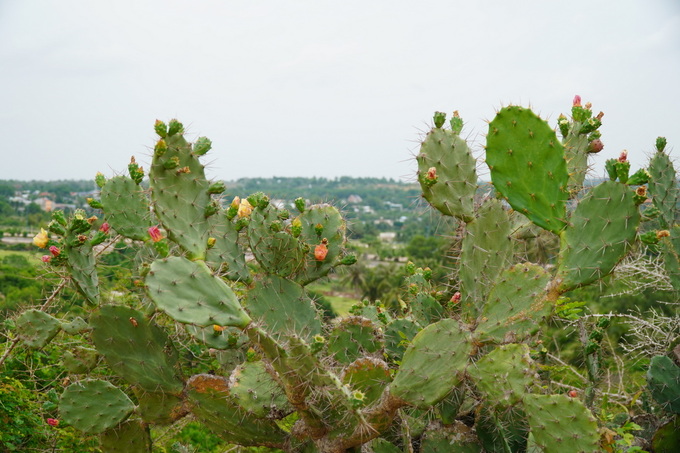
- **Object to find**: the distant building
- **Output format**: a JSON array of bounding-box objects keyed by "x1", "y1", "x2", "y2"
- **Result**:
[
  {"x1": 378, "y1": 232, "x2": 397, "y2": 242},
  {"x1": 347, "y1": 194, "x2": 363, "y2": 204}
]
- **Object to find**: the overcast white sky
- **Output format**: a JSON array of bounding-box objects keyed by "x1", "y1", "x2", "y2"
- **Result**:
[{"x1": 1, "y1": 1, "x2": 679, "y2": 182}]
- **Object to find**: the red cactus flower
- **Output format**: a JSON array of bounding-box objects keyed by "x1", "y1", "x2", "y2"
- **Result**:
[
  {"x1": 567, "y1": 390, "x2": 578, "y2": 398},
  {"x1": 572, "y1": 95, "x2": 582, "y2": 107},
  {"x1": 99, "y1": 222, "x2": 110, "y2": 233},
  {"x1": 47, "y1": 418, "x2": 59, "y2": 427},
  {"x1": 148, "y1": 226, "x2": 163, "y2": 242},
  {"x1": 618, "y1": 150, "x2": 628, "y2": 163},
  {"x1": 41, "y1": 255, "x2": 51, "y2": 263},
  {"x1": 49, "y1": 246, "x2": 60, "y2": 257},
  {"x1": 450, "y1": 292, "x2": 461, "y2": 304},
  {"x1": 426, "y1": 167, "x2": 437, "y2": 180}
]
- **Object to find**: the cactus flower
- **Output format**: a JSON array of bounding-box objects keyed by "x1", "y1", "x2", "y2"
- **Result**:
[
  {"x1": 450, "y1": 292, "x2": 461, "y2": 304},
  {"x1": 657, "y1": 230, "x2": 671, "y2": 239},
  {"x1": 41, "y1": 255, "x2": 51, "y2": 263},
  {"x1": 567, "y1": 390, "x2": 578, "y2": 398},
  {"x1": 33, "y1": 228, "x2": 49, "y2": 248},
  {"x1": 49, "y1": 246, "x2": 60, "y2": 257},
  {"x1": 314, "y1": 239, "x2": 329, "y2": 261},
  {"x1": 213, "y1": 325, "x2": 225, "y2": 332},
  {"x1": 99, "y1": 222, "x2": 110, "y2": 234},
  {"x1": 46, "y1": 418, "x2": 59, "y2": 427},
  {"x1": 148, "y1": 226, "x2": 163, "y2": 242},
  {"x1": 572, "y1": 95, "x2": 582, "y2": 107},
  {"x1": 618, "y1": 150, "x2": 628, "y2": 163},
  {"x1": 237, "y1": 199, "x2": 253, "y2": 218}
]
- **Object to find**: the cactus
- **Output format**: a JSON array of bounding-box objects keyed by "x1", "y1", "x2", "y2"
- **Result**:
[
  {"x1": 59, "y1": 379, "x2": 135, "y2": 434},
  {"x1": 15, "y1": 309, "x2": 61, "y2": 348},
  {"x1": 17, "y1": 102, "x2": 670, "y2": 452},
  {"x1": 647, "y1": 355, "x2": 680, "y2": 414}
]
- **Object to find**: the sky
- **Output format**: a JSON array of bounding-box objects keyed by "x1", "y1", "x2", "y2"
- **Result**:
[{"x1": 1, "y1": 1, "x2": 679, "y2": 182}]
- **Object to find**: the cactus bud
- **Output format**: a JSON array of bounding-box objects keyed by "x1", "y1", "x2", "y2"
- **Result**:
[
  {"x1": 405, "y1": 261, "x2": 416, "y2": 275},
  {"x1": 49, "y1": 246, "x2": 60, "y2": 257},
  {"x1": 618, "y1": 150, "x2": 628, "y2": 163},
  {"x1": 450, "y1": 110, "x2": 463, "y2": 134},
  {"x1": 207, "y1": 237, "x2": 216, "y2": 249},
  {"x1": 291, "y1": 218, "x2": 302, "y2": 237},
  {"x1": 46, "y1": 418, "x2": 59, "y2": 427},
  {"x1": 163, "y1": 156, "x2": 180, "y2": 170},
  {"x1": 208, "y1": 181, "x2": 226, "y2": 195},
  {"x1": 47, "y1": 220, "x2": 66, "y2": 236},
  {"x1": 41, "y1": 255, "x2": 51, "y2": 263},
  {"x1": 154, "y1": 120, "x2": 168, "y2": 138},
  {"x1": 246, "y1": 347, "x2": 258, "y2": 362},
  {"x1": 99, "y1": 222, "x2": 110, "y2": 234},
  {"x1": 204, "y1": 201, "x2": 219, "y2": 218},
  {"x1": 656, "y1": 136, "x2": 667, "y2": 152},
  {"x1": 311, "y1": 335, "x2": 326, "y2": 354},
  {"x1": 87, "y1": 198, "x2": 104, "y2": 209},
  {"x1": 148, "y1": 226, "x2": 163, "y2": 243},
  {"x1": 350, "y1": 390, "x2": 366, "y2": 408},
  {"x1": 128, "y1": 156, "x2": 144, "y2": 184},
  {"x1": 270, "y1": 220, "x2": 283, "y2": 233},
  {"x1": 420, "y1": 167, "x2": 438, "y2": 188},
  {"x1": 587, "y1": 139, "x2": 604, "y2": 153},
  {"x1": 422, "y1": 267, "x2": 432, "y2": 280},
  {"x1": 596, "y1": 317, "x2": 611, "y2": 329},
  {"x1": 129, "y1": 317, "x2": 138, "y2": 327},
  {"x1": 154, "y1": 139, "x2": 168, "y2": 157},
  {"x1": 450, "y1": 291, "x2": 461, "y2": 304},
  {"x1": 588, "y1": 329, "x2": 604, "y2": 342},
  {"x1": 167, "y1": 119, "x2": 184, "y2": 136},
  {"x1": 573, "y1": 95, "x2": 582, "y2": 107},
  {"x1": 193, "y1": 137, "x2": 212, "y2": 156},
  {"x1": 433, "y1": 111, "x2": 446, "y2": 129},
  {"x1": 175, "y1": 166, "x2": 191, "y2": 175},
  {"x1": 86, "y1": 216, "x2": 98, "y2": 225},
  {"x1": 277, "y1": 209, "x2": 290, "y2": 221},
  {"x1": 314, "y1": 223, "x2": 324, "y2": 237},
  {"x1": 213, "y1": 325, "x2": 225, "y2": 333},
  {"x1": 558, "y1": 114, "x2": 570, "y2": 138},
  {"x1": 640, "y1": 230, "x2": 660, "y2": 245},
  {"x1": 51, "y1": 210, "x2": 67, "y2": 227},
  {"x1": 95, "y1": 172, "x2": 106, "y2": 188},
  {"x1": 567, "y1": 390, "x2": 578, "y2": 398},
  {"x1": 627, "y1": 168, "x2": 650, "y2": 185},
  {"x1": 339, "y1": 254, "x2": 357, "y2": 266},
  {"x1": 294, "y1": 197, "x2": 306, "y2": 213}
]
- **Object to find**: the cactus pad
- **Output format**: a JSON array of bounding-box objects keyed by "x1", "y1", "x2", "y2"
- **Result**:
[
  {"x1": 391, "y1": 318, "x2": 472, "y2": 407},
  {"x1": 59, "y1": 379, "x2": 135, "y2": 434},
  {"x1": 557, "y1": 180, "x2": 640, "y2": 291},
  {"x1": 486, "y1": 106, "x2": 569, "y2": 233},
  {"x1": 15, "y1": 309, "x2": 61, "y2": 348},
  {"x1": 99, "y1": 419, "x2": 152, "y2": 453},
  {"x1": 647, "y1": 355, "x2": 680, "y2": 414},
  {"x1": 146, "y1": 256, "x2": 251, "y2": 328},
  {"x1": 100, "y1": 175, "x2": 152, "y2": 241},
  {"x1": 91, "y1": 305, "x2": 184, "y2": 393},
  {"x1": 416, "y1": 123, "x2": 477, "y2": 222}
]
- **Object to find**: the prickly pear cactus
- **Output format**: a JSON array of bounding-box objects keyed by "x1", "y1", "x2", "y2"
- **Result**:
[{"x1": 15, "y1": 101, "x2": 668, "y2": 452}]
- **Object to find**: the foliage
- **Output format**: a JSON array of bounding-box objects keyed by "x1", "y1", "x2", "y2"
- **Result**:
[{"x1": 1, "y1": 99, "x2": 678, "y2": 452}]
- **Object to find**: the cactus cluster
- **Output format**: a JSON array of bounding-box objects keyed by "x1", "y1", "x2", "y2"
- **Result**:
[{"x1": 13, "y1": 99, "x2": 676, "y2": 452}]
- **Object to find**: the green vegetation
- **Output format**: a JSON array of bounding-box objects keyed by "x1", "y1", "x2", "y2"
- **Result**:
[{"x1": 1, "y1": 99, "x2": 679, "y2": 452}]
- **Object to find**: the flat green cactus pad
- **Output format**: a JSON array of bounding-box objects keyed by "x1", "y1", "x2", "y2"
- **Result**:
[
  {"x1": 647, "y1": 355, "x2": 680, "y2": 414},
  {"x1": 486, "y1": 106, "x2": 569, "y2": 234},
  {"x1": 391, "y1": 318, "x2": 472, "y2": 408},
  {"x1": 15, "y1": 309, "x2": 61, "y2": 348},
  {"x1": 557, "y1": 180, "x2": 640, "y2": 291},
  {"x1": 100, "y1": 175, "x2": 152, "y2": 241},
  {"x1": 524, "y1": 394, "x2": 600, "y2": 453},
  {"x1": 145, "y1": 256, "x2": 251, "y2": 328},
  {"x1": 99, "y1": 419, "x2": 152, "y2": 453},
  {"x1": 91, "y1": 305, "x2": 184, "y2": 393},
  {"x1": 59, "y1": 379, "x2": 135, "y2": 434}
]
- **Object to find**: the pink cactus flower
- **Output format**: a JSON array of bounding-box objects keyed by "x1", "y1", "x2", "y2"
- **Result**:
[
  {"x1": 41, "y1": 255, "x2": 52, "y2": 263},
  {"x1": 450, "y1": 292, "x2": 461, "y2": 304},
  {"x1": 618, "y1": 150, "x2": 628, "y2": 163},
  {"x1": 99, "y1": 222, "x2": 110, "y2": 233},
  {"x1": 572, "y1": 95, "x2": 582, "y2": 107},
  {"x1": 49, "y1": 246, "x2": 60, "y2": 257},
  {"x1": 46, "y1": 418, "x2": 59, "y2": 427},
  {"x1": 148, "y1": 226, "x2": 163, "y2": 242}
]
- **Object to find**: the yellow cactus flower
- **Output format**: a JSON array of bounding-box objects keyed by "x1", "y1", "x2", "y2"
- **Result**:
[
  {"x1": 33, "y1": 228, "x2": 49, "y2": 248},
  {"x1": 238, "y1": 199, "x2": 253, "y2": 218}
]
